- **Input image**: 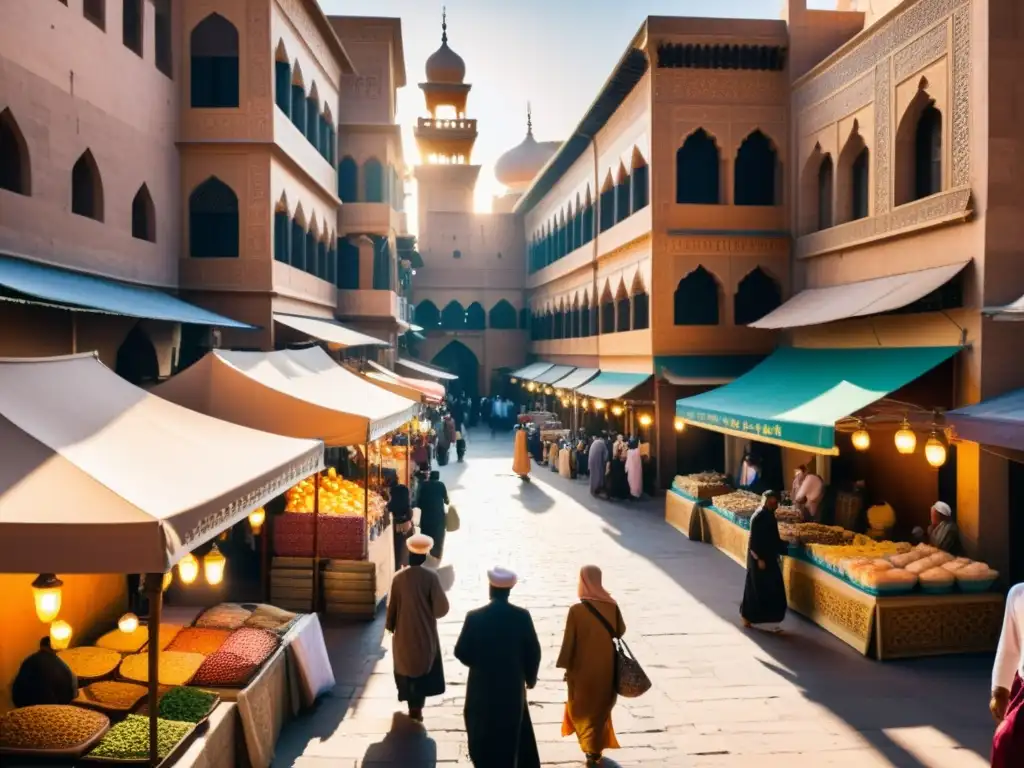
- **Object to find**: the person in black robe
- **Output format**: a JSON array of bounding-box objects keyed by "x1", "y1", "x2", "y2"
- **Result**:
[
  {"x1": 388, "y1": 483, "x2": 414, "y2": 571},
  {"x1": 12, "y1": 637, "x2": 78, "y2": 707},
  {"x1": 416, "y1": 471, "x2": 449, "y2": 561},
  {"x1": 741, "y1": 490, "x2": 789, "y2": 631},
  {"x1": 608, "y1": 436, "x2": 629, "y2": 500},
  {"x1": 454, "y1": 568, "x2": 542, "y2": 768}
]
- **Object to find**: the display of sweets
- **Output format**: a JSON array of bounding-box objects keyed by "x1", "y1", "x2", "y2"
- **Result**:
[
  {"x1": 673, "y1": 471, "x2": 731, "y2": 499},
  {"x1": 284, "y1": 468, "x2": 384, "y2": 526},
  {"x1": 778, "y1": 522, "x2": 855, "y2": 546},
  {"x1": 885, "y1": 544, "x2": 998, "y2": 590},
  {"x1": 710, "y1": 490, "x2": 762, "y2": 516},
  {"x1": 75, "y1": 682, "x2": 148, "y2": 712},
  {"x1": 806, "y1": 540, "x2": 912, "y2": 571}
]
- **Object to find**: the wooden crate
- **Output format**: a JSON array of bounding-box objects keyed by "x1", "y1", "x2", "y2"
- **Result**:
[{"x1": 270, "y1": 556, "x2": 314, "y2": 612}]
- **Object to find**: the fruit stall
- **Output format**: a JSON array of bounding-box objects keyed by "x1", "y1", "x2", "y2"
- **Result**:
[
  {"x1": 153, "y1": 347, "x2": 420, "y2": 619},
  {"x1": 667, "y1": 474, "x2": 1004, "y2": 660},
  {"x1": 0, "y1": 353, "x2": 330, "y2": 768}
]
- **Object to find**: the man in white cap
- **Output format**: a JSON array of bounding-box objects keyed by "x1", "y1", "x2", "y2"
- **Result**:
[
  {"x1": 385, "y1": 533, "x2": 450, "y2": 722},
  {"x1": 454, "y1": 567, "x2": 541, "y2": 768},
  {"x1": 925, "y1": 500, "x2": 960, "y2": 554}
]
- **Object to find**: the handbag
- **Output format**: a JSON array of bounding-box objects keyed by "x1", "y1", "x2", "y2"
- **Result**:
[
  {"x1": 445, "y1": 504, "x2": 461, "y2": 532},
  {"x1": 582, "y1": 601, "x2": 651, "y2": 698}
]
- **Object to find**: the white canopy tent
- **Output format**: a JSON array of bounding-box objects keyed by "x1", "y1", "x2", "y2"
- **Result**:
[{"x1": 0, "y1": 354, "x2": 323, "y2": 574}]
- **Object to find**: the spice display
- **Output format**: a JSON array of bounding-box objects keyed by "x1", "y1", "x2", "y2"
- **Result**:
[
  {"x1": 194, "y1": 603, "x2": 252, "y2": 630},
  {"x1": 75, "y1": 681, "x2": 148, "y2": 712},
  {"x1": 119, "y1": 651, "x2": 205, "y2": 686},
  {"x1": 57, "y1": 647, "x2": 122, "y2": 680},
  {"x1": 190, "y1": 651, "x2": 260, "y2": 687},
  {"x1": 672, "y1": 472, "x2": 731, "y2": 499},
  {"x1": 166, "y1": 628, "x2": 231, "y2": 656},
  {"x1": 778, "y1": 523, "x2": 855, "y2": 547},
  {"x1": 97, "y1": 623, "x2": 181, "y2": 654},
  {"x1": 87, "y1": 714, "x2": 192, "y2": 760},
  {"x1": 218, "y1": 627, "x2": 279, "y2": 664},
  {"x1": 157, "y1": 687, "x2": 218, "y2": 723},
  {"x1": 243, "y1": 604, "x2": 298, "y2": 633},
  {"x1": 0, "y1": 705, "x2": 109, "y2": 754}
]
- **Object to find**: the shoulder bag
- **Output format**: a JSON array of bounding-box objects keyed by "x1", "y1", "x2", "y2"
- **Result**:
[
  {"x1": 445, "y1": 504, "x2": 461, "y2": 532},
  {"x1": 582, "y1": 601, "x2": 651, "y2": 698}
]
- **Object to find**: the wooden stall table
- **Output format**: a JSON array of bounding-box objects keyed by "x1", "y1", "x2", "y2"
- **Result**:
[
  {"x1": 173, "y1": 702, "x2": 238, "y2": 768},
  {"x1": 665, "y1": 489, "x2": 707, "y2": 542},
  {"x1": 700, "y1": 505, "x2": 750, "y2": 566}
]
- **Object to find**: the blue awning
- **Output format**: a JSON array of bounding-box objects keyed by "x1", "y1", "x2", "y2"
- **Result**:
[
  {"x1": 655, "y1": 355, "x2": 765, "y2": 385},
  {"x1": 948, "y1": 389, "x2": 1024, "y2": 451},
  {"x1": 510, "y1": 362, "x2": 553, "y2": 381},
  {"x1": 576, "y1": 372, "x2": 651, "y2": 400},
  {"x1": 0, "y1": 254, "x2": 253, "y2": 328}
]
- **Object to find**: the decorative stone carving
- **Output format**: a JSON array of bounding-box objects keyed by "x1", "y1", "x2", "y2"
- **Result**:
[
  {"x1": 666, "y1": 236, "x2": 789, "y2": 255},
  {"x1": 893, "y1": 21, "x2": 947, "y2": 82},
  {"x1": 874, "y1": 62, "x2": 891, "y2": 215},
  {"x1": 951, "y1": 6, "x2": 971, "y2": 187},
  {"x1": 342, "y1": 74, "x2": 382, "y2": 100},
  {"x1": 801, "y1": 73, "x2": 873, "y2": 136}
]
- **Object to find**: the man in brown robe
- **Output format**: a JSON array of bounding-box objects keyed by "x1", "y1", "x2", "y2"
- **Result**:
[{"x1": 386, "y1": 533, "x2": 450, "y2": 722}]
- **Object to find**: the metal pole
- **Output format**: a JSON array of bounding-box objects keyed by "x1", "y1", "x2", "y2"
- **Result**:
[
  {"x1": 312, "y1": 471, "x2": 321, "y2": 614},
  {"x1": 363, "y1": 433, "x2": 371, "y2": 561},
  {"x1": 405, "y1": 422, "x2": 412, "y2": 486},
  {"x1": 143, "y1": 573, "x2": 163, "y2": 768}
]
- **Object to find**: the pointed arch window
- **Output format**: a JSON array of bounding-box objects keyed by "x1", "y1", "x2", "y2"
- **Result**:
[
  {"x1": 0, "y1": 109, "x2": 31, "y2": 196},
  {"x1": 676, "y1": 129, "x2": 720, "y2": 204},
  {"x1": 274, "y1": 48, "x2": 291, "y2": 115},
  {"x1": 489, "y1": 300, "x2": 517, "y2": 329},
  {"x1": 305, "y1": 90, "x2": 319, "y2": 149},
  {"x1": 338, "y1": 156, "x2": 358, "y2": 203},
  {"x1": 734, "y1": 268, "x2": 782, "y2": 326},
  {"x1": 734, "y1": 130, "x2": 778, "y2": 206},
  {"x1": 601, "y1": 293, "x2": 616, "y2": 334},
  {"x1": 273, "y1": 208, "x2": 289, "y2": 263},
  {"x1": 817, "y1": 155, "x2": 834, "y2": 231},
  {"x1": 616, "y1": 291, "x2": 631, "y2": 333},
  {"x1": 304, "y1": 228, "x2": 316, "y2": 275},
  {"x1": 614, "y1": 167, "x2": 630, "y2": 225},
  {"x1": 580, "y1": 297, "x2": 591, "y2": 337},
  {"x1": 290, "y1": 216, "x2": 306, "y2": 271},
  {"x1": 291, "y1": 80, "x2": 306, "y2": 134},
  {"x1": 131, "y1": 184, "x2": 155, "y2": 242},
  {"x1": 71, "y1": 150, "x2": 104, "y2": 221},
  {"x1": 338, "y1": 237, "x2": 360, "y2": 289},
  {"x1": 582, "y1": 199, "x2": 594, "y2": 244},
  {"x1": 852, "y1": 148, "x2": 870, "y2": 220},
  {"x1": 190, "y1": 14, "x2": 240, "y2": 108},
  {"x1": 416, "y1": 300, "x2": 440, "y2": 328},
  {"x1": 915, "y1": 105, "x2": 942, "y2": 200},
  {"x1": 632, "y1": 291, "x2": 650, "y2": 330},
  {"x1": 326, "y1": 241, "x2": 337, "y2": 285},
  {"x1": 553, "y1": 308, "x2": 565, "y2": 339},
  {"x1": 631, "y1": 157, "x2": 649, "y2": 213},
  {"x1": 465, "y1": 302, "x2": 485, "y2": 330},
  {"x1": 599, "y1": 177, "x2": 615, "y2": 232},
  {"x1": 673, "y1": 266, "x2": 719, "y2": 326},
  {"x1": 364, "y1": 158, "x2": 384, "y2": 203},
  {"x1": 372, "y1": 235, "x2": 391, "y2": 289},
  {"x1": 441, "y1": 301, "x2": 466, "y2": 331},
  {"x1": 122, "y1": 0, "x2": 143, "y2": 56},
  {"x1": 315, "y1": 239, "x2": 327, "y2": 279},
  {"x1": 189, "y1": 177, "x2": 239, "y2": 258},
  {"x1": 154, "y1": 0, "x2": 172, "y2": 77}
]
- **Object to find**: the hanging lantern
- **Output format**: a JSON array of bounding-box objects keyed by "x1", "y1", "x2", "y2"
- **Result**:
[
  {"x1": 162, "y1": 572, "x2": 173, "y2": 592},
  {"x1": 31, "y1": 574, "x2": 63, "y2": 623},
  {"x1": 594, "y1": 400, "x2": 606, "y2": 411},
  {"x1": 526, "y1": 382, "x2": 536, "y2": 392},
  {"x1": 581, "y1": 399, "x2": 589, "y2": 409},
  {"x1": 248, "y1": 507, "x2": 267, "y2": 535},
  {"x1": 509, "y1": 377, "x2": 518, "y2": 384},
  {"x1": 674, "y1": 418, "x2": 685, "y2": 432},
  {"x1": 638, "y1": 413, "x2": 653, "y2": 427},
  {"x1": 851, "y1": 424, "x2": 871, "y2": 451},
  {"x1": 118, "y1": 613, "x2": 140, "y2": 634},
  {"x1": 894, "y1": 419, "x2": 917, "y2": 455},
  {"x1": 177, "y1": 553, "x2": 200, "y2": 585},
  {"x1": 560, "y1": 398, "x2": 570, "y2": 407},
  {"x1": 611, "y1": 405, "x2": 624, "y2": 417},
  {"x1": 49, "y1": 620, "x2": 73, "y2": 650},
  {"x1": 204, "y1": 544, "x2": 227, "y2": 586},
  {"x1": 924, "y1": 432, "x2": 947, "y2": 467}
]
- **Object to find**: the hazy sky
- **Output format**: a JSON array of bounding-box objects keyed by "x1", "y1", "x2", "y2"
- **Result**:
[{"x1": 317, "y1": 0, "x2": 837, "y2": 230}]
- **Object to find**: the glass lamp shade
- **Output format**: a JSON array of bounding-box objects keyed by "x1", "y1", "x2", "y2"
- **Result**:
[
  {"x1": 924, "y1": 434, "x2": 947, "y2": 467},
  {"x1": 248, "y1": 507, "x2": 267, "y2": 535},
  {"x1": 118, "y1": 612, "x2": 139, "y2": 634},
  {"x1": 894, "y1": 421, "x2": 917, "y2": 455},
  {"x1": 177, "y1": 553, "x2": 200, "y2": 585},
  {"x1": 638, "y1": 414, "x2": 653, "y2": 427},
  {"x1": 204, "y1": 544, "x2": 227, "y2": 586},
  {"x1": 49, "y1": 620, "x2": 73, "y2": 650},
  {"x1": 31, "y1": 574, "x2": 63, "y2": 623},
  {"x1": 674, "y1": 418, "x2": 685, "y2": 432},
  {"x1": 851, "y1": 429, "x2": 871, "y2": 451}
]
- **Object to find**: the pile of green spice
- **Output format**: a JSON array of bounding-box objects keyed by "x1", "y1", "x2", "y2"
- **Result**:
[
  {"x1": 87, "y1": 715, "x2": 191, "y2": 760},
  {"x1": 158, "y1": 687, "x2": 217, "y2": 723}
]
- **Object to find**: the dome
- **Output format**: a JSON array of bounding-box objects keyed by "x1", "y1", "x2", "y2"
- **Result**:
[
  {"x1": 425, "y1": 12, "x2": 465, "y2": 84},
  {"x1": 495, "y1": 113, "x2": 561, "y2": 189}
]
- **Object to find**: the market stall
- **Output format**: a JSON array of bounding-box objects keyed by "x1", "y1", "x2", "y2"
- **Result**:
[
  {"x1": 0, "y1": 353, "x2": 328, "y2": 768},
  {"x1": 152, "y1": 347, "x2": 419, "y2": 618}
]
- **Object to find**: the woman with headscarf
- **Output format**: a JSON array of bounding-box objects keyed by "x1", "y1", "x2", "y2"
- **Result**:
[
  {"x1": 513, "y1": 425, "x2": 531, "y2": 481},
  {"x1": 587, "y1": 435, "x2": 608, "y2": 497},
  {"x1": 625, "y1": 437, "x2": 643, "y2": 499},
  {"x1": 388, "y1": 483, "x2": 414, "y2": 571},
  {"x1": 608, "y1": 436, "x2": 630, "y2": 500},
  {"x1": 416, "y1": 471, "x2": 450, "y2": 562},
  {"x1": 557, "y1": 566, "x2": 625, "y2": 766}
]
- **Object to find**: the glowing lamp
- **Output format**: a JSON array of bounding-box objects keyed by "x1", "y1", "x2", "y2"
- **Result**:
[
  {"x1": 581, "y1": 399, "x2": 589, "y2": 409},
  {"x1": 31, "y1": 574, "x2": 63, "y2": 623},
  {"x1": 49, "y1": 620, "x2": 72, "y2": 650},
  {"x1": 177, "y1": 553, "x2": 199, "y2": 585},
  {"x1": 674, "y1": 418, "x2": 685, "y2": 432},
  {"x1": 594, "y1": 400, "x2": 606, "y2": 411},
  {"x1": 924, "y1": 433, "x2": 947, "y2": 468},
  {"x1": 118, "y1": 612, "x2": 140, "y2": 634},
  {"x1": 526, "y1": 382, "x2": 536, "y2": 392},
  {"x1": 204, "y1": 544, "x2": 227, "y2": 586},
  {"x1": 418, "y1": 419, "x2": 430, "y2": 434},
  {"x1": 248, "y1": 507, "x2": 267, "y2": 535},
  {"x1": 639, "y1": 414, "x2": 653, "y2": 427},
  {"x1": 851, "y1": 428, "x2": 871, "y2": 452},
  {"x1": 894, "y1": 420, "x2": 917, "y2": 455},
  {"x1": 560, "y1": 398, "x2": 570, "y2": 407},
  {"x1": 544, "y1": 386, "x2": 553, "y2": 395},
  {"x1": 611, "y1": 405, "x2": 624, "y2": 417},
  {"x1": 162, "y1": 572, "x2": 173, "y2": 592},
  {"x1": 510, "y1": 377, "x2": 518, "y2": 384}
]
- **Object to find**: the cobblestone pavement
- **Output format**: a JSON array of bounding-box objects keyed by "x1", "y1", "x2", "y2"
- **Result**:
[{"x1": 275, "y1": 430, "x2": 996, "y2": 767}]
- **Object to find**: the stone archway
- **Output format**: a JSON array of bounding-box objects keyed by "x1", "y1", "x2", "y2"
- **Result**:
[{"x1": 431, "y1": 339, "x2": 480, "y2": 399}]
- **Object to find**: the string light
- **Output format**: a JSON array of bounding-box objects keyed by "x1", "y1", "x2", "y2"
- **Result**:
[
  {"x1": 177, "y1": 553, "x2": 199, "y2": 585},
  {"x1": 204, "y1": 544, "x2": 227, "y2": 586},
  {"x1": 248, "y1": 507, "x2": 267, "y2": 535},
  {"x1": 851, "y1": 422, "x2": 871, "y2": 451},
  {"x1": 611, "y1": 405, "x2": 624, "y2": 417},
  {"x1": 894, "y1": 419, "x2": 917, "y2": 455},
  {"x1": 638, "y1": 414, "x2": 653, "y2": 427},
  {"x1": 924, "y1": 432, "x2": 947, "y2": 467},
  {"x1": 674, "y1": 418, "x2": 685, "y2": 432}
]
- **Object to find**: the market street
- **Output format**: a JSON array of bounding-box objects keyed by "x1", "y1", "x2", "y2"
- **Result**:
[{"x1": 274, "y1": 431, "x2": 996, "y2": 768}]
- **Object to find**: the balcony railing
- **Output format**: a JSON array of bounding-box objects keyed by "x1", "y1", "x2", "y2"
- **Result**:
[{"x1": 417, "y1": 117, "x2": 477, "y2": 131}]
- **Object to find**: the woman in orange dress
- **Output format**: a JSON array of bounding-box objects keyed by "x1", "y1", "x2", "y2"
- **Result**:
[
  {"x1": 556, "y1": 565, "x2": 624, "y2": 766},
  {"x1": 512, "y1": 425, "x2": 531, "y2": 481}
]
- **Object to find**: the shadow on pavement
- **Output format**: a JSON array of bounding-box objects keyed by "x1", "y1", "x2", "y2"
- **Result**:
[
  {"x1": 361, "y1": 713, "x2": 438, "y2": 767},
  {"x1": 530, "y1": 469, "x2": 994, "y2": 767}
]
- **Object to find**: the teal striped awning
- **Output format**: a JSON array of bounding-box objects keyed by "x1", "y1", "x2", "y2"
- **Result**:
[
  {"x1": 577, "y1": 372, "x2": 651, "y2": 400},
  {"x1": 655, "y1": 355, "x2": 765, "y2": 385},
  {"x1": 675, "y1": 346, "x2": 963, "y2": 454},
  {"x1": 510, "y1": 362, "x2": 553, "y2": 381}
]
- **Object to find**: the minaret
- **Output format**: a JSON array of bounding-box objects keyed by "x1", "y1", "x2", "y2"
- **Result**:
[{"x1": 414, "y1": 8, "x2": 481, "y2": 217}]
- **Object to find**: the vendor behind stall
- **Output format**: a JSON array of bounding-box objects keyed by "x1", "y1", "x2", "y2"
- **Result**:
[
  {"x1": 12, "y1": 637, "x2": 78, "y2": 707},
  {"x1": 913, "y1": 501, "x2": 961, "y2": 554}
]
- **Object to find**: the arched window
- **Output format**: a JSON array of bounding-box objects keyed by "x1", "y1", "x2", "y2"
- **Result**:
[
  {"x1": 190, "y1": 14, "x2": 239, "y2": 108},
  {"x1": 614, "y1": 165, "x2": 630, "y2": 225},
  {"x1": 304, "y1": 225, "x2": 316, "y2": 275},
  {"x1": 734, "y1": 130, "x2": 777, "y2": 206},
  {"x1": 616, "y1": 289, "x2": 631, "y2": 333},
  {"x1": 189, "y1": 177, "x2": 238, "y2": 258},
  {"x1": 489, "y1": 300, "x2": 517, "y2": 329},
  {"x1": 123, "y1": 0, "x2": 143, "y2": 55},
  {"x1": 734, "y1": 267, "x2": 782, "y2": 325},
  {"x1": 676, "y1": 129, "x2": 720, "y2": 204},
  {"x1": 273, "y1": 206, "x2": 289, "y2": 263},
  {"x1": 544, "y1": 310, "x2": 554, "y2": 340},
  {"x1": 338, "y1": 156, "x2": 358, "y2": 203},
  {"x1": 673, "y1": 266, "x2": 719, "y2": 326},
  {"x1": 326, "y1": 240, "x2": 337, "y2": 285},
  {"x1": 553, "y1": 306, "x2": 565, "y2": 339},
  {"x1": 290, "y1": 66, "x2": 306, "y2": 135},
  {"x1": 415, "y1": 300, "x2": 440, "y2": 328},
  {"x1": 290, "y1": 211, "x2": 306, "y2": 271},
  {"x1": 580, "y1": 296, "x2": 591, "y2": 337},
  {"x1": 600, "y1": 289, "x2": 615, "y2": 334},
  {"x1": 0, "y1": 109, "x2": 31, "y2": 196},
  {"x1": 364, "y1": 158, "x2": 384, "y2": 203},
  {"x1": 371, "y1": 235, "x2": 391, "y2": 289},
  {"x1": 305, "y1": 85, "x2": 320, "y2": 149},
  {"x1": 599, "y1": 175, "x2": 615, "y2": 232},
  {"x1": 316, "y1": 239, "x2": 327, "y2": 279},
  {"x1": 817, "y1": 155, "x2": 834, "y2": 231},
  {"x1": 131, "y1": 184, "x2": 155, "y2": 242},
  {"x1": 274, "y1": 42, "x2": 291, "y2": 115},
  {"x1": 465, "y1": 302, "x2": 485, "y2": 330},
  {"x1": 852, "y1": 148, "x2": 870, "y2": 220},
  {"x1": 337, "y1": 237, "x2": 359, "y2": 288},
  {"x1": 441, "y1": 300, "x2": 466, "y2": 331},
  {"x1": 914, "y1": 105, "x2": 942, "y2": 200},
  {"x1": 632, "y1": 291, "x2": 650, "y2": 330},
  {"x1": 631, "y1": 152, "x2": 649, "y2": 213},
  {"x1": 582, "y1": 190, "x2": 594, "y2": 244},
  {"x1": 71, "y1": 150, "x2": 103, "y2": 221}
]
